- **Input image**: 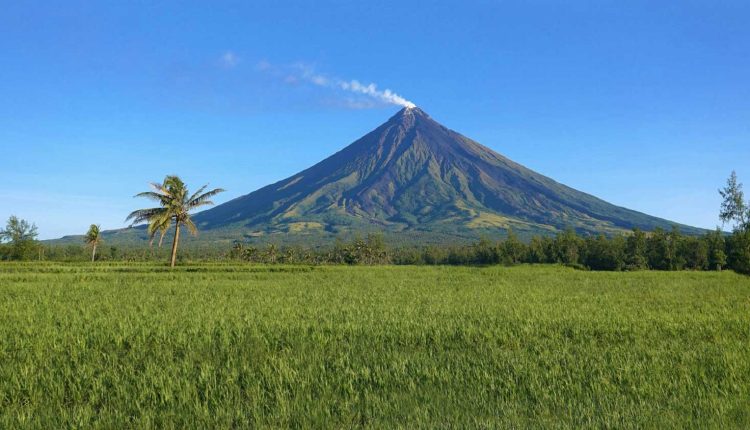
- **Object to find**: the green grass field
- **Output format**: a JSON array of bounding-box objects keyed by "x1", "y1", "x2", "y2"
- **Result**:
[{"x1": 1, "y1": 263, "x2": 749, "y2": 428}]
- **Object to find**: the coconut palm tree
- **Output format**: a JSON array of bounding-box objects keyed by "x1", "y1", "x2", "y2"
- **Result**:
[
  {"x1": 84, "y1": 224, "x2": 102, "y2": 262},
  {"x1": 126, "y1": 175, "x2": 224, "y2": 267}
]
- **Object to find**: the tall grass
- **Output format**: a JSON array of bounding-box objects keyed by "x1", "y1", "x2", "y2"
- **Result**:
[{"x1": 1, "y1": 263, "x2": 748, "y2": 428}]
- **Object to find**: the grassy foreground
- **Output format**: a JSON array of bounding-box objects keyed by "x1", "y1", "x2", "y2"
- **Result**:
[{"x1": 1, "y1": 263, "x2": 749, "y2": 428}]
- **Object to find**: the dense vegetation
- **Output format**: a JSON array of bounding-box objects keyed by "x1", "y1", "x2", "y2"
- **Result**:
[
  {"x1": 9, "y1": 227, "x2": 749, "y2": 275},
  {"x1": 227, "y1": 227, "x2": 750, "y2": 273},
  {"x1": 1, "y1": 263, "x2": 748, "y2": 427}
]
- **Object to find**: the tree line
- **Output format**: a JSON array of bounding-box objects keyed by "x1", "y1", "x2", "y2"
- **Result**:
[
  {"x1": 223, "y1": 226, "x2": 748, "y2": 273},
  {"x1": 2, "y1": 172, "x2": 749, "y2": 274}
]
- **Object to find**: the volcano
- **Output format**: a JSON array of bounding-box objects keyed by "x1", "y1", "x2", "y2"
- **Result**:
[{"x1": 190, "y1": 107, "x2": 700, "y2": 242}]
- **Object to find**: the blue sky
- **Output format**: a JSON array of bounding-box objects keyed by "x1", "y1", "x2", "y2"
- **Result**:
[{"x1": 1, "y1": 1, "x2": 749, "y2": 239}]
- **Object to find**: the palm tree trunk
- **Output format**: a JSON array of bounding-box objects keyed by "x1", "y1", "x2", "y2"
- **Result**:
[
  {"x1": 170, "y1": 224, "x2": 180, "y2": 268},
  {"x1": 91, "y1": 244, "x2": 97, "y2": 262}
]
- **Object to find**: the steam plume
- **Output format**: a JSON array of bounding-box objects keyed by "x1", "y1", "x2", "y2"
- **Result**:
[
  {"x1": 261, "y1": 61, "x2": 416, "y2": 109},
  {"x1": 339, "y1": 80, "x2": 415, "y2": 108}
]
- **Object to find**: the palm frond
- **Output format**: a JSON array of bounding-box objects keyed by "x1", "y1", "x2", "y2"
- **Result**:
[
  {"x1": 188, "y1": 188, "x2": 225, "y2": 209},
  {"x1": 164, "y1": 176, "x2": 186, "y2": 195},
  {"x1": 146, "y1": 219, "x2": 167, "y2": 238},
  {"x1": 84, "y1": 224, "x2": 102, "y2": 246},
  {"x1": 157, "y1": 226, "x2": 169, "y2": 247},
  {"x1": 187, "y1": 185, "x2": 208, "y2": 205},
  {"x1": 134, "y1": 191, "x2": 169, "y2": 202},
  {"x1": 182, "y1": 217, "x2": 198, "y2": 236},
  {"x1": 146, "y1": 212, "x2": 172, "y2": 238},
  {"x1": 150, "y1": 182, "x2": 170, "y2": 194},
  {"x1": 125, "y1": 207, "x2": 166, "y2": 224}
]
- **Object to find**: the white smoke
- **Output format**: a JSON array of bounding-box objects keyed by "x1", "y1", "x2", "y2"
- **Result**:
[
  {"x1": 339, "y1": 80, "x2": 416, "y2": 108},
  {"x1": 261, "y1": 61, "x2": 416, "y2": 109}
]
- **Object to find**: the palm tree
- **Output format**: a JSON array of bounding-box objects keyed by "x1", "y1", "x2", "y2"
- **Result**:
[
  {"x1": 264, "y1": 243, "x2": 278, "y2": 264},
  {"x1": 84, "y1": 224, "x2": 102, "y2": 262},
  {"x1": 126, "y1": 175, "x2": 224, "y2": 267}
]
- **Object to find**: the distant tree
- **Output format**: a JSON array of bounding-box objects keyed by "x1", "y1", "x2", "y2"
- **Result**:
[
  {"x1": 392, "y1": 247, "x2": 423, "y2": 265},
  {"x1": 647, "y1": 228, "x2": 670, "y2": 270},
  {"x1": 502, "y1": 228, "x2": 526, "y2": 265},
  {"x1": 584, "y1": 234, "x2": 625, "y2": 271},
  {"x1": 668, "y1": 226, "x2": 686, "y2": 270},
  {"x1": 230, "y1": 241, "x2": 245, "y2": 259},
  {"x1": 364, "y1": 233, "x2": 389, "y2": 264},
  {"x1": 448, "y1": 245, "x2": 472, "y2": 265},
  {"x1": 264, "y1": 243, "x2": 278, "y2": 264},
  {"x1": 126, "y1": 175, "x2": 225, "y2": 267},
  {"x1": 554, "y1": 228, "x2": 583, "y2": 265},
  {"x1": 280, "y1": 246, "x2": 297, "y2": 264},
  {"x1": 727, "y1": 230, "x2": 750, "y2": 274},
  {"x1": 423, "y1": 245, "x2": 446, "y2": 265},
  {"x1": 642, "y1": 226, "x2": 689, "y2": 270},
  {"x1": 242, "y1": 246, "x2": 259, "y2": 262},
  {"x1": 705, "y1": 228, "x2": 727, "y2": 271},
  {"x1": 84, "y1": 224, "x2": 103, "y2": 262},
  {"x1": 527, "y1": 236, "x2": 552, "y2": 263},
  {"x1": 625, "y1": 228, "x2": 648, "y2": 270},
  {"x1": 679, "y1": 235, "x2": 707, "y2": 270},
  {"x1": 330, "y1": 239, "x2": 348, "y2": 264},
  {"x1": 718, "y1": 172, "x2": 750, "y2": 274},
  {"x1": 473, "y1": 237, "x2": 499, "y2": 265},
  {"x1": 0, "y1": 215, "x2": 39, "y2": 260},
  {"x1": 719, "y1": 171, "x2": 749, "y2": 232}
]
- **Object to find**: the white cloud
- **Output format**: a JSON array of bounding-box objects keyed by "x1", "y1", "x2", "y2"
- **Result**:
[
  {"x1": 220, "y1": 51, "x2": 240, "y2": 68},
  {"x1": 255, "y1": 59, "x2": 271, "y2": 71}
]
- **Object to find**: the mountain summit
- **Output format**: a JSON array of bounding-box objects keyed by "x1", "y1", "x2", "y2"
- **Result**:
[{"x1": 192, "y1": 107, "x2": 699, "y2": 241}]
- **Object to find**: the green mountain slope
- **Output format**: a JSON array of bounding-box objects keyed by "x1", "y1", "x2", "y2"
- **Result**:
[
  {"x1": 190, "y1": 107, "x2": 701, "y2": 241},
  {"x1": 52, "y1": 107, "x2": 702, "y2": 246}
]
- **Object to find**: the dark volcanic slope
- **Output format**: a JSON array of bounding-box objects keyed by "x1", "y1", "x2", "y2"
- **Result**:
[{"x1": 194, "y1": 107, "x2": 700, "y2": 237}]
